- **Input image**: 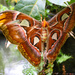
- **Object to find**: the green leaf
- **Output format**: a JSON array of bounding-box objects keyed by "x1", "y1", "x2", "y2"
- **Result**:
[
  {"x1": 48, "y1": 0, "x2": 71, "y2": 6},
  {"x1": 57, "y1": 54, "x2": 72, "y2": 64},
  {"x1": 68, "y1": 0, "x2": 75, "y2": 4},
  {"x1": 14, "y1": 0, "x2": 46, "y2": 20}
]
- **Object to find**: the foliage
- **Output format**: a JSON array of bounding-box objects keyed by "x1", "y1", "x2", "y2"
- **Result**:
[
  {"x1": 15, "y1": 0, "x2": 46, "y2": 21},
  {"x1": 56, "y1": 51, "x2": 72, "y2": 64},
  {"x1": 22, "y1": 64, "x2": 37, "y2": 75},
  {"x1": 45, "y1": 0, "x2": 64, "y2": 19},
  {"x1": 48, "y1": 0, "x2": 71, "y2": 6},
  {"x1": 45, "y1": 63, "x2": 54, "y2": 75},
  {"x1": 0, "y1": 4, "x2": 8, "y2": 12},
  {"x1": 0, "y1": 4, "x2": 14, "y2": 12},
  {"x1": 68, "y1": 0, "x2": 75, "y2": 4}
]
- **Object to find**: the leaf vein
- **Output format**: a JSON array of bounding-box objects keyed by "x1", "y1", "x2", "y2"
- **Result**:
[{"x1": 29, "y1": 0, "x2": 38, "y2": 16}]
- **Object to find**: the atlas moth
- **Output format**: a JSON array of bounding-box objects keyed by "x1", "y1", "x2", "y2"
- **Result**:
[{"x1": 0, "y1": 3, "x2": 75, "y2": 67}]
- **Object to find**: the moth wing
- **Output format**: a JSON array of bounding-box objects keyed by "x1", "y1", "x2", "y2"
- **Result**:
[
  {"x1": 0, "y1": 10, "x2": 42, "y2": 66},
  {"x1": 47, "y1": 3, "x2": 75, "y2": 62}
]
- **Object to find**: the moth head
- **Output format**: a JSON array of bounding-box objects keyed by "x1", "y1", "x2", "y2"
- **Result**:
[{"x1": 42, "y1": 19, "x2": 49, "y2": 27}]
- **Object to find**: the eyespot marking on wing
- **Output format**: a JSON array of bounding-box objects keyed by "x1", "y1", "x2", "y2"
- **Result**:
[
  {"x1": 20, "y1": 19, "x2": 30, "y2": 27},
  {"x1": 52, "y1": 33, "x2": 57, "y2": 41},
  {"x1": 34, "y1": 36, "x2": 39, "y2": 45}
]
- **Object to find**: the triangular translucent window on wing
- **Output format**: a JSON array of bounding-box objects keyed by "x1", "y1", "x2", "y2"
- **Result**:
[
  {"x1": 34, "y1": 37, "x2": 39, "y2": 45},
  {"x1": 52, "y1": 33, "x2": 57, "y2": 40},
  {"x1": 20, "y1": 19, "x2": 30, "y2": 27}
]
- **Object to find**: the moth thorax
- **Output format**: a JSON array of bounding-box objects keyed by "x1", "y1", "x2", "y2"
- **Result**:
[{"x1": 41, "y1": 28, "x2": 47, "y2": 42}]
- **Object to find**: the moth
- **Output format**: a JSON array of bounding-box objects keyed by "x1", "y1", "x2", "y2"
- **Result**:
[{"x1": 0, "y1": 3, "x2": 75, "y2": 66}]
